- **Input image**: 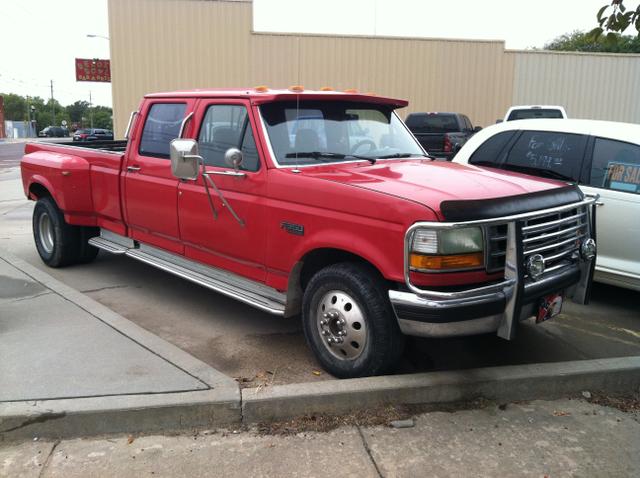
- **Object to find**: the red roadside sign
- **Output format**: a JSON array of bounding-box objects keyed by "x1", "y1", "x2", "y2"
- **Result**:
[{"x1": 75, "y1": 58, "x2": 111, "y2": 82}]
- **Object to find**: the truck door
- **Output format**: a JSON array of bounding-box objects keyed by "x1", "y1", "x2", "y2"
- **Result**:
[
  {"x1": 177, "y1": 99, "x2": 267, "y2": 283},
  {"x1": 124, "y1": 99, "x2": 195, "y2": 254}
]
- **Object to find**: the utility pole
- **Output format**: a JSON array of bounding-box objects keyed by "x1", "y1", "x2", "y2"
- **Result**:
[
  {"x1": 26, "y1": 96, "x2": 31, "y2": 137},
  {"x1": 89, "y1": 91, "x2": 94, "y2": 129},
  {"x1": 50, "y1": 80, "x2": 55, "y2": 126}
]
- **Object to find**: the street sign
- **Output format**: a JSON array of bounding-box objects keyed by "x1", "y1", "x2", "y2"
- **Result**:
[
  {"x1": 75, "y1": 58, "x2": 111, "y2": 82},
  {"x1": 61, "y1": 120, "x2": 68, "y2": 127}
]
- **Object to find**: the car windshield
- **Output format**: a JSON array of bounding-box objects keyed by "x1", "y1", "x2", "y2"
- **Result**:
[
  {"x1": 76, "y1": 129, "x2": 91, "y2": 134},
  {"x1": 260, "y1": 100, "x2": 425, "y2": 166},
  {"x1": 406, "y1": 114, "x2": 459, "y2": 133}
]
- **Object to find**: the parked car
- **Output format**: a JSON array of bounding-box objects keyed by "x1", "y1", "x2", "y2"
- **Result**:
[
  {"x1": 21, "y1": 89, "x2": 597, "y2": 378},
  {"x1": 502, "y1": 105, "x2": 567, "y2": 122},
  {"x1": 405, "y1": 112, "x2": 480, "y2": 160},
  {"x1": 73, "y1": 128, "x2": 114, "y2": 141},
  {"x1": 38, "y1": 126, "x2": 69, "y2": 137},
  {"x1": 453, "y1": 118, "x2": 639, "y2": 291}
]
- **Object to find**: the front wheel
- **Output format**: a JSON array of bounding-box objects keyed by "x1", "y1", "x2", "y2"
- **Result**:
[{"x1": 302, "y1": 262, "x2": 405, "y2": 378}]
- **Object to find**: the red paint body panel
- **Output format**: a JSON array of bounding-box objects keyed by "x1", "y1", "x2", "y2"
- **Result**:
[{"x1": 20, "y1": 89, "x2": 569, "y2": 292}]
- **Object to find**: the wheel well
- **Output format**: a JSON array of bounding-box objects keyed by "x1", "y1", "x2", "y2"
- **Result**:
[
  {"x1": 29, "y1": 183, "x2": 52, "y2": 200},
  {"x1": 299, "y1": 248, "x2": 382, "y2": 290}
]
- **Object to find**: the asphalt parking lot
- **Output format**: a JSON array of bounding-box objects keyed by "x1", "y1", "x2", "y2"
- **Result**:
[{"x1": 1, "y1": 142, "x2": 639, "y2": 386}]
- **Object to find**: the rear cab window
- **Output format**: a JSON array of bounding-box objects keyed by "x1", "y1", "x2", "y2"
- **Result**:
[
  {"x1": 507, "y1": 109, "x2": 564, "y2": 121},
  {"x1": 405, "y1": 114, "x2": 459, "y2": 134},
  {"x1": 589, "y1": 138, "x2": 640, "y2": 194},
  {"x1": 139, "y1": 103, "x2": 187, "y2": 158}
]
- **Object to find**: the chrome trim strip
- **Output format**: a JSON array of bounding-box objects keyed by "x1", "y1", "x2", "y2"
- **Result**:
[
  {"x1": 178, "y1": 112, "x2": 194, "y2": 139},
  {"x1": 124, "y1": 110, "x2": 138, "y2": 140},
  {"x1": 522, "y1": 211, "x2": 586, "y2": 234}
]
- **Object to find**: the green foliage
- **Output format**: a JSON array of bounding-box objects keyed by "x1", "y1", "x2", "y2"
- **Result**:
[
  {"x1": 1, "y1": 92, "x2": 112, "y2": 132},
  {"x1": 545, "y1": 30, "x2": 640, "y2": 52},
  {"x1": 591, "y1": 1, "x2": 640, "y2": 40}
]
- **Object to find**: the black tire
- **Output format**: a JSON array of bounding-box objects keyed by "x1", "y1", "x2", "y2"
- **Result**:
[
  {"x1": 302, "y1": 262, "x2": 405, "y2": 378},
  {"x1": 32, "y1": 197, "x2": 82, "y2": 267},
  {"x1": 77, "y1": 226, "x2": 100, "y2": 263}
]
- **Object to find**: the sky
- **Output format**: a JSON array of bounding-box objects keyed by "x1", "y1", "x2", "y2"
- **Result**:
[{"x1": 0, "y1": 0, "x2": 609, "y2": 108}]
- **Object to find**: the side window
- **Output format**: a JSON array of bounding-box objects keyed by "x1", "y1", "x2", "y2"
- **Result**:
[
  {"x1": 469, "y1": 131, "x2": 517, "y2": 166},
  {"x1": 463, "y1": 116, "x2": 472, "y2": 131},
  {"x1": 198, "y1": 104, "x2": 260, "y2": 172},
  {"x1": 139, "y1": 103, "x2": 186, "y2": 158},
  {"x1": 504, "y1": 131, "x2": 587, "y2": 180},
  {"x1": 589, "y1": 138, "x2": 640, "y2": 194}
]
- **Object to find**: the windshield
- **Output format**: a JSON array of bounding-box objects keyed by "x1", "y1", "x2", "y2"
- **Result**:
[
  {"x1": 260, "y1": 100, "x2": 425, "y2": 166},
  {"x1": 76, "y1": 129, "x2": 91, "y2": 134}
]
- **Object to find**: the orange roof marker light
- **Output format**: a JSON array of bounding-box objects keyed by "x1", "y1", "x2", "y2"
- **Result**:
[
  {"x1": 320, "y1": 86, "x2": 334, "y2": 91},
  {"x1": 254, "y1": 85, "x2": 269, "y2": 92},
  {"x1": 289, "y1": 85, "x2": 305, "y2": 92},
  {"x1": 343, "y1": 88, "x2": 359, "y2": 94},
  {"x1": 364, "y1": 92, "x2": 377, "y2": 96}
]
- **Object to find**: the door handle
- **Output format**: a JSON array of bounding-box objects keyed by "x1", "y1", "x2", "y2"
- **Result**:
[
  {"x1": 595, "y1": 201, "x2": 604, "y2": 207},
  {"x1": 127, "y1": 166, "x2": 141, "y2": 172}
]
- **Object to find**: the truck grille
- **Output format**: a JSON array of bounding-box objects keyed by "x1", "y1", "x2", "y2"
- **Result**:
[{"x1": 485, "y1": 206, "x2": 588, "y2": 277}]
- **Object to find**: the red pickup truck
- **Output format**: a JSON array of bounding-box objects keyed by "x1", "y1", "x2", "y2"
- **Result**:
[{"x1": 21, "y1": 88, "x2": 597, "y2": 378}]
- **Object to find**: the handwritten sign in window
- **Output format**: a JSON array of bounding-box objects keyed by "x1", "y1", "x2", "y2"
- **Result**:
[{"x1": 505, "y1": 131, "x2": 586, "y2": 181}]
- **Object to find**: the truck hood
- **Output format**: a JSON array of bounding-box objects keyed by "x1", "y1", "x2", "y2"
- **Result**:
[{"x1": 301, "y1": 159, "x2": 565, "y2": 220}]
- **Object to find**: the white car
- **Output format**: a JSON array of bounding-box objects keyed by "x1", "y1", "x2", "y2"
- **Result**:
[
  {"x1": 453, "y1": 119, "x2": 640, "y2": 291},
  {"x1": 502, "y1": 105, "x2": 567, "y2": 122}
]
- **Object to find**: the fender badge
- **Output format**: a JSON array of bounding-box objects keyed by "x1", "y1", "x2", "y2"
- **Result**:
[{"x1": 281, "y1": 222, "x2": 304, "y2": 236}]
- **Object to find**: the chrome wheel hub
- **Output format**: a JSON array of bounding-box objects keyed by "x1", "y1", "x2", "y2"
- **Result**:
[
  {"x1": 316, "y1": 290, "x2": 367, "y2": 360},
  {"x1": 38, "y1": 212, "x2": 54, "y2": 254}
]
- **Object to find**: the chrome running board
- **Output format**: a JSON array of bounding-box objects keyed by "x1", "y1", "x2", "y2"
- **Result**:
[{"x1": 89, "y1": 231, "x2": 286, "y2": 316}]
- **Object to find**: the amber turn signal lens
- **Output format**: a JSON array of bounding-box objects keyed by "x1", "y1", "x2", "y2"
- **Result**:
[{"x1": 410, "y1": 252, "x2": 484, "y2": 271}]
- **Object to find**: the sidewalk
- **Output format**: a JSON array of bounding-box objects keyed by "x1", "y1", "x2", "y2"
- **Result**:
[
  {"x1": 1, "y1": 398, "x2": 638, "y2": 477},
  {"x1": 0, "y1": 250, "x2": 240, "y2": 440}
]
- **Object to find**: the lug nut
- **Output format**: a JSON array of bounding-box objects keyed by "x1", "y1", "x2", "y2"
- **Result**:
[
  {"x1": 320, "y1": 320, "x2": 327, "y2": 325},
  {"x1": 323, "y1": 313, "x2": 329, "y2": 318},
  {"x1": 322, "y1": 330, "x2": 329, "y2": 336}
]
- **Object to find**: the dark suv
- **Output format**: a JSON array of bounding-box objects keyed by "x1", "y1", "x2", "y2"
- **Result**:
[
  {"x1": 73, "y1": 128, "x2": 114, "y2": 141},
  {"x1": 39, "y1": 126, "x2": 69, "y2": 137}
]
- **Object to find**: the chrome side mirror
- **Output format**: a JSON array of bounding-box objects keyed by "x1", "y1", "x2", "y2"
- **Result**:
[
  {"x1": 224, "y1": 148, "x2": 244, "y2": 171},
  {"x1": 170, "y1": 139, "x2": 202, "y2": 180}
]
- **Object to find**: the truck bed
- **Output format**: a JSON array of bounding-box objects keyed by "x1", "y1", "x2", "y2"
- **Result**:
[{"x1": 21, "y1": 140, "x2": 127, "y2": 233}]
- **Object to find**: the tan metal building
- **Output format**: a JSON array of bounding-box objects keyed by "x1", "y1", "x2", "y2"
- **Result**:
[{"x1": 107, "y1": 0, "x2": 640, "y2": 136}]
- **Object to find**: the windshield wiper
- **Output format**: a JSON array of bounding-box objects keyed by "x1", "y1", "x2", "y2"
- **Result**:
[
  {"x1": 285, "y1": 151, "x2": 377, "y2": 164},
  {"x1": 375, "y1": 153, "x2": 435, "y2": 160}
]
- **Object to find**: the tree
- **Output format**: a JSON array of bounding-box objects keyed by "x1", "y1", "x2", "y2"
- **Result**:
[
  {"x1": 592, "y1": 1, "x2": 640, "y2": 41},
  {"x1": 66, "y1": 100, "x2": 90, "y2": 124},
  {"x1": 1, "y1": 93, "x2": 28, "y2": 121},
  {"x1": 92, "y1": 106, "x2": 113, "y2": 130},
  {"x1": 545, "y1": 30, "x2": 640, "y2": 52}
]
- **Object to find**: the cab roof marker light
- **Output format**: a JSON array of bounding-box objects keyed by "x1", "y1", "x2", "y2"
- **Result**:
[
  {"x1": 254, "y1": 85, "x2": 269, "y2": 92},
  {"x1": 320, "y1": 86, "x2": 334, "y2": 91},
  {"x1": 343, "y1": 88, "x2": 359, "y2": 93},
  {"x1": 364, "y1": 92, "x2": 377, "y2": 96},
  {"x1": 289, "y1": 85, "x2": 304, "y2": 92}
]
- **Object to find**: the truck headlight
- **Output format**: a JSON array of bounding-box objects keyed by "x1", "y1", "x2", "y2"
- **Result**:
[{"x1": 410, "y1": 227, "x2": 484, "y2": 272}]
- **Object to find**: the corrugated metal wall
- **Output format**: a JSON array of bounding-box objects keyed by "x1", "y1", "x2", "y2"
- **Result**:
[
  {"x1": 108, "y1": 0, "x2": 640, "y2": 136},
  {"x1": 511, "y1": 50, "x2": 640, "y2": 123}
]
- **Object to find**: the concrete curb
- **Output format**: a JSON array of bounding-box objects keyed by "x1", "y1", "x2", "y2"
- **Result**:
[
  {"x1": 0, "y1": 249, "x2": 241, "y2": 442},
  {"x1": 241, "y1": 357, "x2": 640, "y2": 423}
]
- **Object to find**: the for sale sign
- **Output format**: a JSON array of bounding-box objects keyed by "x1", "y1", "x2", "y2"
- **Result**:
[{"x1": 75, "y1": 58, "x2": 111, "y2": 82}]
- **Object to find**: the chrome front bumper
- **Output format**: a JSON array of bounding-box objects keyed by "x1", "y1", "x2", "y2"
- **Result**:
[{"x1": 389, "y1": 197, "x2": 597, "y2": 339}]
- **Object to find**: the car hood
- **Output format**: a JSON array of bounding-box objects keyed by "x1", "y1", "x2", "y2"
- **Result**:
[{"x1": 301, "y1": 159, "x2": 566, "y2": 220}]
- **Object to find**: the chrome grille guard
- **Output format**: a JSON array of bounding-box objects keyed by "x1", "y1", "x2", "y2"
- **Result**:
[{"x1": 402, "y1": 195, "x2": 598, "y2": 339}]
